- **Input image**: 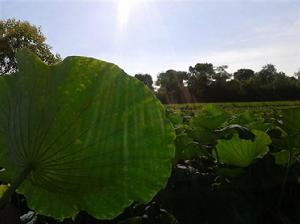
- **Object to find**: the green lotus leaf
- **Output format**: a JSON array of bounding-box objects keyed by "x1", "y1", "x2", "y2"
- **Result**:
[
  {"x1": 272, "y1": 149, "x2": 300, "y2": 166},
  {"x1": 214, "y1": 130, "x2": 271, "y2": 167},
  {"x1": 190, "y1": 105, "x2": 229, "y2": 131},
  {"x1": 0, "y1": 185, "x2": 8, "y2": 199},
  {"x1": 281, "y1": 108, "x2": 300, "y2": 135},
  {"x1": 0, "y1": 49, "x2": 175, "y2": 220},
  {"x1": 166, "y1": 111, "x2": 183, "y2": 127},
  {"x1": 175, "y1": 134, "x2": 208, "y2": 161},
  {"x1": 189, "y1": 105, "x2": 229, "y2": 145},
  {"x1": 0, "y1": 168, "x2": 11, "y2": 183},
  {"x1": 229, "y1": 111, "x2": 268, "y2": 131}
]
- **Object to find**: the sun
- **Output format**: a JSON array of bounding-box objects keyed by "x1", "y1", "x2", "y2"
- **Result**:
[{"x1": 117, "y1": 0, "x2": 138, "y2": 28}]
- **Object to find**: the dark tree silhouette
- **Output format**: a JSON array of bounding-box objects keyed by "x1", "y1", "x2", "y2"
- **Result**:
[
  {"x1": 134, "y1": 73, "x2": 154, "y2": 90},
  {"x1": 234, "y1": 69, "x2": 255, "y2": 81},
  {"x1": 156, "y1": 70, "x2": 191, "y2": 103},
  {"x1": 155, "y1": 63, "x2": 300, "y2": 103}
]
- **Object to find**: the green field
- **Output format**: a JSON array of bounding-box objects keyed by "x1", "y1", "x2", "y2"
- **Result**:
[{"x1": 167, "y1": 100, "x2": 300, "y2": 113}]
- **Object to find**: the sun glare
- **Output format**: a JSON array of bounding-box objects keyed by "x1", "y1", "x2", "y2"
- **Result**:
[{"x1": 117, "y1": 0, "x2": 138, "y2": 28}]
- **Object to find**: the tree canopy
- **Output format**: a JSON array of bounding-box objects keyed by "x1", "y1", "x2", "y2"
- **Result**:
[
  {"x1": 156, "y1": 70, "x2": 191, "y2": 103},
  {"x1": 156, "y1": 64, "x2": 300, "y2": 104},
  {"x1": 233, "y1": 69, "x2": 255, "y2": 81},
  {"x1": 0, "y1": 18, "x2": 60, "y2": 75},
  {"x1": 134, "y1": 73, "x2": 154, "y2": 90}
]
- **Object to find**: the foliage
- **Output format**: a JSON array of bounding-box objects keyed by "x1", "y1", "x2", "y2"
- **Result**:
[
  {"x1": 0, "y1": 48, "x2": 299, "y2": 224},
  {"x1": 273, "y1": 149, "x2": 300, "y2": 166},
  {"x1": 2, "y1": 102, "x2": 300, "y2": 223},
  {"x1": 168, "y1": 105, "x2": 300, "y2": 223},
  {"x1": 0, "y1": 185, "x2": 8, "y2": 199},
  {"x1": 0, "y1": 49, "x2": 175, "y2": 220},
  {"x1": 233, "y1": 69, "x2": 255, "y2": 81},
  {"x1": 214, "y1": 131, "x2": 271, "y2": 167},
  {"x1": 0, "y1": 18, "x2": 60, "y2": 75},
  {"x1": 156, "y1": 63, "x2": 300, "y2": 103},
  {"x1": 156, "y1": 70, "x2": 191, "y2": 104},
  {"x1": 173, "y1": 105, "x2": 300, "y2": 165},
  {"x1": 281, "y1": 107, "x2": 300, "y2": 135},
  {"x1": 134, "y1": 74, "x2": 154, "y2": 91},
  {"x1": 167, "y1": 101, "x2": 300, "y2": 113}
]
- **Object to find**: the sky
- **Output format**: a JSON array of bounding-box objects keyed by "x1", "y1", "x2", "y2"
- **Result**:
[{"x1": 0, "y1": 0, "x2": 299, "y2": 80}]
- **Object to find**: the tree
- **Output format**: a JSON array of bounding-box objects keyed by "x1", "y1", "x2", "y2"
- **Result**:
[
  {"x1": 234, "y1": 69, "x2": 255, "y2": 81},
  {"x1": 271, "y1": 72, "x2": 300, "y2": 100},
  {"x1": 134, "y1": 73, "x2": 154, "y2": 90},
  {"x1": 294, "y1": 69, "x2": 300, "y2": 80},
  {"x1": 212, "y1": 65, "x2": 231, "y2": 82},
  {"x1": 187, "y1": 63, "x2": 215, "y2": 101},
  {"x1": 0, "y1": 18, "x2": 60, "y2": 75},
  {"x1": 257, "y1": 64, "x2": 277, "y2": 83},
  {"x1": 188, "y1": 63, "x2": 214, "y2": 81},
  {"x1": 156, "y1": 70, "x2": 190, "y2": 103},
  {"x1": 209, "y1": 65, "x2": 233, "y2": 102}
]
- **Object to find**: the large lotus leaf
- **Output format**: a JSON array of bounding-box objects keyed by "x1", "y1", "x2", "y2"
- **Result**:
[
  {"x1": 187, "y1": 127, "x2": 217, "y2": 145},
  {"x1": 214, "y1": 130, "x2": 271, "y2": 167},
  {"x1": 0, "y1": 49, "x2": 175, "y2": 220},
  {"x1": 190, "y1": 105, "x2": 229, "y2": 131},
  {"x1": 281, "y1": 108, "x2": 300, "y2": 135},
  {"x1": 189, "y1": 105, "x2": 229, "y2": 145}
]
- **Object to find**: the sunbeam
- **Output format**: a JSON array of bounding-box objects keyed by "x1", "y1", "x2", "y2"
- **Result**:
[{"x1": 117, "y1": 0, "x2": 138, "y2": 29}]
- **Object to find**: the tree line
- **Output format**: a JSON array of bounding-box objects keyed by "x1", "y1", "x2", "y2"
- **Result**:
[{"x1": 135, "y1": 64, "x2": 300, "y2": 104}]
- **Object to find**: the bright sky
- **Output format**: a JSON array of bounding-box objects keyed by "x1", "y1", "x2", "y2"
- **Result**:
[{"x1": 1, "y1": 0, "x2": 299, "y2": 79}]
